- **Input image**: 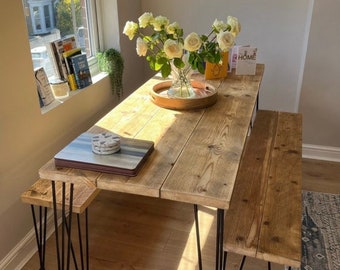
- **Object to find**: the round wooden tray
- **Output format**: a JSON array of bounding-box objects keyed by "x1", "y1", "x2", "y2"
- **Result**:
[{"x1": 150, "y1": 80, "x2": 217, "y2": 110}]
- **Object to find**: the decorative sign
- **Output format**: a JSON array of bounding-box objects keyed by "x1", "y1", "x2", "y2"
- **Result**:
[{"x1": 235, "y1": 46, "x2": 257, "y2": 75}]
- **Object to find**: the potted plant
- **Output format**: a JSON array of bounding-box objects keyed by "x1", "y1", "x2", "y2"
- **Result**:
[{"x1": 97, "y1": 48, "x2": 124, "y2": 99}]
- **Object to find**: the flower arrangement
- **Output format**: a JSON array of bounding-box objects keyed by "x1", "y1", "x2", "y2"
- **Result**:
[{"x1": 123, "y1": 12, "x2": 240, "y2": 78}]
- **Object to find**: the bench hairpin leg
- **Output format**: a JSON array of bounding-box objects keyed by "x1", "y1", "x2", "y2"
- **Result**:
[
  {"x1": 52, "y1": 181, "x2": 61, "y2": 270},
  {"x1": 216, "y1": 208, "x2": 224, "y2": 270},
  {"x1": 63, "y1": 217, "x2": 79, "y2": 269},
  {"x1": 66, "y1": 183, "x2": 74, "y2": 270},
  {"x1": 193, "y1": 204, "x2": 203, "y2": 270},
  {"x1": 222, "y1": 251, "x2": 227, "y2": 270},
  {"x1": 31, "y1": 205, "x2": 47, "y2": 270},
  {"x1": 86, "y1": 209, "x2": 89, "y2": 270},
  {"x1": 77, "y1": 214, "x2": 84, "y2": 269},
  {"x1": 267, "y1": 261, "x2": 271, "y2": 270},
  {"x1": 239, "y1": 256, "x2": 246, "y2": 270}
]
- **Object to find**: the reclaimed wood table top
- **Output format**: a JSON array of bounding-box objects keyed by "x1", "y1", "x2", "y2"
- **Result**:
[{"x1": 39, "y1": 64, "x2": 264, "y2": 209}]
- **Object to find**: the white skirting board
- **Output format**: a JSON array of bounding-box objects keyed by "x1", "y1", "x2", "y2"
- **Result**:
[
  {"x1": 303, "y1": 144, "x2": 340, "y2": 162},
  {"x1": 0, "y1": 210, "x2": 60, "y2": 270}
]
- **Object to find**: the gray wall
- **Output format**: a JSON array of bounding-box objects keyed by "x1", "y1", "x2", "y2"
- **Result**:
[{"x1": 299, "y1": 0, "x2": 340, "y2": 147}]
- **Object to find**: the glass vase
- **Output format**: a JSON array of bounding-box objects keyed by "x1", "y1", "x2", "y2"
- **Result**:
[{"x1": 167, "y1": 61, "x2": 195, "y2": 98}]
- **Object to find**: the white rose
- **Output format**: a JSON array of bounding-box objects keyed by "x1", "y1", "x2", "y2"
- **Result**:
[
  {"x1": 136, "y1": 37, "x2": 148, "y2": 56},
  {"x1": 184, "y1": 32, "x2": 202, "y2": 52},
  {"x1": 123, "y1": 21, "x2": 138, "y2": 40},
  {"x1": 227, "y1": 16, "x2": 241, "y2": 37},
  {"x1": 152, "y1": 15, "x2": 169, "y2": 31},
  {"x1": 213, "y1": 19, "x2": 228, "y2": 32},
  {"x1": 138, "y1": 12, "x2": 153, "y2": 28},
  {"x1": 166, "y1": 22, "x2": 180, "y2": 35},
  {"x1": 164, "y1": 39, "x2": 183, "y2": 59},
  {"x1": 217, "y1": 31, "x2": 235, "y2": 52}
]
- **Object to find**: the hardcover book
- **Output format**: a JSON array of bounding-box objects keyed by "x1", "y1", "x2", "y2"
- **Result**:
[
  {"x1": 49, "y1": 36, "x2": 77, "y2": 80},
  {"x1": 70, "y1": 54, "x2": 92, "y2": 89},
  {"x1": 62, "y1": 48, "x2": 82, "y2": 90},
  {"x1": 235, "y1": 46, "x2": 257, "y2": 75}
]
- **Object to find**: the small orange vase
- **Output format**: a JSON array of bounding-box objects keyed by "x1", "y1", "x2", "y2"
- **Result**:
[{"x1": 204, "y1": 51, "x2": 229, "y2": 80}]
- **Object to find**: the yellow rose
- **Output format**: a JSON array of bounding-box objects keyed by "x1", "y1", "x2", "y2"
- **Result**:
[
  {"x1": 138, "y1": 12, "x2": 153, "y2": 28},
  {"x1": 227, "y1": 16, "x2": 241, "y2": 37},
  {"x1": 152, "y1": 15, "x2": 169, "y2": 31},
  {"x1": 136, "y1": 37, "x2": 148, "y2": 56},
  {"x1": 217, "y1": 31, "x2": 235, "y2": 52},
  {"x1": 164, "y1": 39, "x2": 183, "y2": 59},
  {"x1": 184, "y1": 32, "x2": 202, "y2": 52},
  {"x1": 213, "y1": 19, "x2": 228, "y2": 32},
  {"x1": 123, "y1": 21, "x2": 138, "y2": 40}
]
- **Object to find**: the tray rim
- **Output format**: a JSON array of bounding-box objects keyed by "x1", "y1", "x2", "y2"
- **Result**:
[{"x1": 150, "y1": 80, "x2": 218, "y2": 110}]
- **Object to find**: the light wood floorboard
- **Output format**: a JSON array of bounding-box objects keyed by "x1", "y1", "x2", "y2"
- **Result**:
[{"x1": 22, "y1": 158, "x2": 340, "y2": 270}]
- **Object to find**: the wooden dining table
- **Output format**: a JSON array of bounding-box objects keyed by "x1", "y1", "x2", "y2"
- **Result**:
[{"x1": 39, "y1": 64, "x2": 264, "y2": 270}]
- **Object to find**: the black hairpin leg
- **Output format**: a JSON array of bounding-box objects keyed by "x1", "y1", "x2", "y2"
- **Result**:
[
  {"x1": 239, "y1": 256, "x2": 246, "y2": 270},
  {"x1": 216, "y1": 209, "x2": 224, "y2": 270},
  {"x1": 268, "y1": 261, "x2": 271, "y2": 270},
  {"x1": 77, "y1": 211, "x2": 90, "y2": 270},
  {"x1": 51, "y1": 181, "x2": 75, "y2": 270},
  {"x1": 193, "y1": 204, "x2": 203, "y2": 270},
  {"x1": 31, "y1": 205, "x2": 47, "y2": 270}
]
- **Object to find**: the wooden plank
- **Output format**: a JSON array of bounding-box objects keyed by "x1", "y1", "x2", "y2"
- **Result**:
[
  {"x1": 97, "y1": 104, "x2": 205, "y2": 197},
  {"x1": 21, "y1": 179, "x2": 100, "y2": 214},
  {"x1": 39, "y1": 159, "x2": 100, "y2": 186},
  {"x1": 223, "y1": 110, "x2": 278, "y2": 257},
  {"x1": 93, "y1": 76, "x2": 206, "y2": 197},
  {"x1": 256, "y1": 112, "x2": 302, "y2": 267},
  {"x1": 161, "y1": 65, "x2": 265, "y2": 209}
]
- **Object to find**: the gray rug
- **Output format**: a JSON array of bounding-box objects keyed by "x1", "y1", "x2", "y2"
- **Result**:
[{"x1": 302, "y1": 191, "x2": 340, "y2": 270}]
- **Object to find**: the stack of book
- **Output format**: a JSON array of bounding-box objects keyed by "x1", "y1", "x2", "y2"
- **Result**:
[{"x1": 50, "y1": 36, "x2": 92, "y2": 90}]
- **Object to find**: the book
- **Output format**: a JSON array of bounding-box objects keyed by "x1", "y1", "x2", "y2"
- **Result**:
[
  {"x1": 62, "y1": 48, "x2": 82, "y2": 90},
  {"x1": 49, "y1": 36, "x2": 77, "y2": 80},
  {"x1": 235, "y1": 46, "x2": 257, "y2": 75},
  {"x1": 34, "y1": 67, "x2": 55, "y2": 106},
  {"x1": 70, "y1": 54, "x2": 92, "y2": 89}
]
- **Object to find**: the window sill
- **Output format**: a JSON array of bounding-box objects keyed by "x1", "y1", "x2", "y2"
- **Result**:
[{"x1": 40, "y1": 72, "x2": 108, "y2": 114}]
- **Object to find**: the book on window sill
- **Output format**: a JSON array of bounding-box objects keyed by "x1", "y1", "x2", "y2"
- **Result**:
[
  {"x1": 62, "y1": 48, "x2": 82, "y2": 90},
  {"x1": 49, "y1": 36, "x2": 77, "y2": 81},
  {"x1": 34, "y1": 67, "x2": 55, "y2": 106},
  {"x1": 70, "y1": 54, "x2": 92, "y2": 89}
]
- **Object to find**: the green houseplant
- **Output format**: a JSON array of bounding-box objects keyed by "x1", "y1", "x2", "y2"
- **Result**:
[{"x1": 97, "y1": 48, "x2": 124, "y2": 99}]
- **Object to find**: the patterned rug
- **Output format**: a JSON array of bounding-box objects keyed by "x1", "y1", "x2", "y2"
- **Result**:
[{"x1": 302, "y1": 191, "x2": 340, "y2": 270}]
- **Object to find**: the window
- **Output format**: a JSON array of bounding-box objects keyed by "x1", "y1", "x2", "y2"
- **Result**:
[{"x1": 22, "y1": 0, "x2": 99, "y2": 80}]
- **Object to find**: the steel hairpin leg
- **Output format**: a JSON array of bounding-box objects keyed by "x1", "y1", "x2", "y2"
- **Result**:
[
  {"x1": 193, "y1": 204, "x2": 203, "y2": 270},
  {"x1": 31, "y1": 205, "x2": 47, "y2": 270},
  {"x1": 51, "y1": 181, "x2": 75, "y2": 270},
  {"x1": 77, "y1": 209, "x2": 90, "y2": 270},
  {"x1": 216, "y1": 209, "x2": 225, "y2": 270}
]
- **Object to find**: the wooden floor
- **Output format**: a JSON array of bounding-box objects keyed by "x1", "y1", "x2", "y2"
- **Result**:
[{"x1": 22, "y1": 158, "x2": 340, "y2": 270}]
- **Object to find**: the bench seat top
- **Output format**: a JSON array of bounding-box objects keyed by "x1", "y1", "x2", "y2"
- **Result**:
[
  {"x1": 223, "y1": 110, "x2": 302, "y2": 267},
  {"x1": 21, "y1": 179, "x2": 100, "y2": 214}
]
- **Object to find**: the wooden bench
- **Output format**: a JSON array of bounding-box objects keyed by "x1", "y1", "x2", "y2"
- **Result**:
[
  {"x1": 21, "y1": 178, "x2": 100, "y2": 270},
  {"x1": 223, "y1": 110, "x2": 302, "y2": 269}
]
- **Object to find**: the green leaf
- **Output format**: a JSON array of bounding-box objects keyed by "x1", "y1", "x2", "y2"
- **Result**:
[
  {"x1": 173, "y1": 58, "x2": 184, "y2": 68},
  {"x1": 161, "y1": 62, "x2": 171, "y2": 78}
]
